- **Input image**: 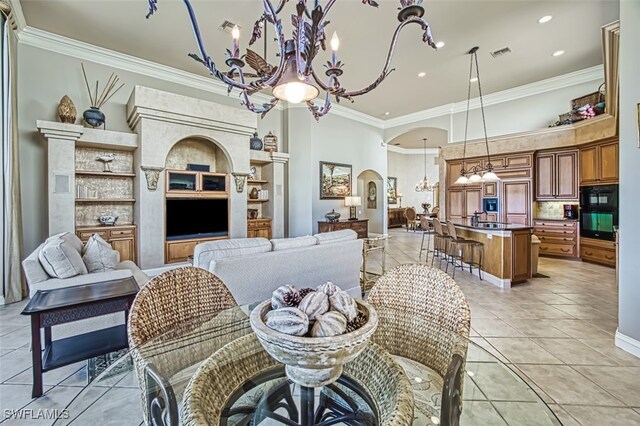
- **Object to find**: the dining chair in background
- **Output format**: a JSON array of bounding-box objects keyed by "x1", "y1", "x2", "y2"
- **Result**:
[
  {"x1": 368, "y1": 263, "x2": 471, "y2": 425},
  {"x1": 128, "y1": 267, "x2": 239, "y2": 426},
  {"x1": 404, "y1": 207, "x2": 419, "y2": 232}
]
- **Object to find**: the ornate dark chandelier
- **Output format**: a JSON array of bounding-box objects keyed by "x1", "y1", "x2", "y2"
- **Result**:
[
  {"x1": 145, "y1": 0, "x2": 437, "y2": 120},
  {"x1": 455, "y1": 46, "x2": 499, "y2": 184}
]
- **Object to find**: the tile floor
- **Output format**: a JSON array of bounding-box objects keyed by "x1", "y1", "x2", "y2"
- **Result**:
[{"x1": 0, "y1": 227, "x2": 639, "y2": 425}]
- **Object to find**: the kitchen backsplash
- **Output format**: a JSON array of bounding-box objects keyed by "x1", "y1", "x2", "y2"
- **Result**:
[{"x1": 534, "y1": 201, "x2": 578, "y2": 220}]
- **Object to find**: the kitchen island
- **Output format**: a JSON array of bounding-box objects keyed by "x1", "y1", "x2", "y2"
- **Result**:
[{"x1": 448, "y1": 219, "x2": 533, "y2": 288}]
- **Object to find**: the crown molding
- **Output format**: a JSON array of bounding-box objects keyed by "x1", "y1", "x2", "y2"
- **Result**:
[
  {"x1": 16, "y1": 25, "x2": 603, "y2": 132},
  {"x1": 16, "y1": 26, "x2": 282, "y2": 109},
  {"x1": 287, "y1": 101, "x2": 386, "y2": 128},
  {"x1": 387, "y1": 145, "x2": 439, "y2": 155},
  {"x1": 384, "y1": 65, "x2": 604, "y2": 129}
]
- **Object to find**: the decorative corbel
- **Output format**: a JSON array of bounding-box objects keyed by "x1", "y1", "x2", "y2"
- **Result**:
[
  {"x1": 231, "y1": 172, "x2": 250, "y2": 193},
  {"x1": 141, "y1": 166, "x2": 164, "y2": 191}
]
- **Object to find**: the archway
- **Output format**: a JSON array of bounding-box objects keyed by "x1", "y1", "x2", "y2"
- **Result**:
[
  {"x1": 356, "y1": 169, "x2": 385, "y2": 234},
  {"x1": 165, "y1": 136, "x2": 232, "y2": 172},
  {"x1": 386, "y1": 127, "x2": 446, "y2": 213}
]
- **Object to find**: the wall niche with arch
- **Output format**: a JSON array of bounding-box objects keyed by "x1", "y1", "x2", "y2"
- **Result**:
[{"x1": 165, "y1": 136, "x2": 231, "y2": 172}]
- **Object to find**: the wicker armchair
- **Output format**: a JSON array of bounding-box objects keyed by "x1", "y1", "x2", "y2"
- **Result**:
[
  {"x1": 182, "y1": 335, "x2": 415, "y2": 425},
  {"x1": 128, "y1": 267, "x2": 239, "y2": 426},
  {"x1": 368, "y1": 264, "x2": 471, "y2": 426}
]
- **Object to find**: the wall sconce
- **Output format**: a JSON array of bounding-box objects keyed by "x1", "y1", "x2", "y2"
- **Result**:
[
  {"x1": 345, "y1": 196, "x2": 362, "y2": 220},
  {"x1": 231, "y1": 172, "x2": 249, "y2": 193}
]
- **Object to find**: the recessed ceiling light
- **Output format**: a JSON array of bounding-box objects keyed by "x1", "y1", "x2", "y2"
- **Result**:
[
  {"x1": 538, "y1": 15, "x2": 553, "y2": 24},
  {"x1": 418, "y1": 72, "x2": 426, "y2": 78},
  {"x1": 470, "y1": 77, "x2": 478, "y2": 82},
  {"x1": 435, "y1": 41, "x2": 445, "y2": 49},
  {"x1": 552, "y1": 50, "x2": 565, "y2": 57},
  {"x1": 384, "y1": 112, "x2": 390, "y2": 116}
]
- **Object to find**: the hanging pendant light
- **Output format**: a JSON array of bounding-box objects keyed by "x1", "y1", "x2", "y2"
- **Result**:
[
  {"x1": 415, "y1": 138, "x2": 436, "y2": 192},
  {"x1": 454, "y1": 46, "x2": 500, "y2": 184}
]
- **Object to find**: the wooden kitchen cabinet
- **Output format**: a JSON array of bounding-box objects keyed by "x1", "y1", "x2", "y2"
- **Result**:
[
  {"x1": 535, "y1": 149, "x2": 578, "y2": 200},
  {"x1": 483, "y1": 182, "x2": 498, "y2": 197},
  {"x1": 446, "y1": 188, "x2": 481, "y2": 220},
  {"x1": 447, "y1": 160, "x2": 481, "y2": 188},
  {"x1": 581, "y1": 237, "x2": 616, "y2": 267},
  {"x1": 534, "y1": 219, "x2": 578, "y2": 258},
  {"x1": 502, "y1": 181, "x2": 531, "y2": 225},
  {"x1": 579, "y1": 140, "x2": 618, "y2": 185}
]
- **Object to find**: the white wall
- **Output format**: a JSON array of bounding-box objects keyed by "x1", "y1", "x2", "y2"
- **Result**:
[
  {"x1": 356, "y1": 170, "x2": 384, "y2": 234},
  {"x1": 387, "y1": 150, "x2": 439, "y2": 211},
  {"x1": 618, "y1": 4, "x2": 640, "y2": 351},
  {"x1": 17, "y1": 44, "x2": 283, "y2": 255},
  {"x1": 286, "y1": 107, "x2": 386, "y2": 236}
]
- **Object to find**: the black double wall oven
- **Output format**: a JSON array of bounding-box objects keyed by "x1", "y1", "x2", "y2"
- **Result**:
[{"x1": 579, "y1": 185, "x2": 618, "y2": 241}]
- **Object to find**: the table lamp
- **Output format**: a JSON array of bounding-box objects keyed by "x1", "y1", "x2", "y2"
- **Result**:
[
  {"x1": 397, "y1": 193, "x2": 403, "y2": 208},
  {"x1": 345, "y1": 196, "x2": 362, "y2": 220}
]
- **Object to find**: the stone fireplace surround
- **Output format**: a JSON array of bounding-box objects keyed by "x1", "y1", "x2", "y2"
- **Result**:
[{"x1": 39, "y1": 86, "x2": 288, "y2": 270}]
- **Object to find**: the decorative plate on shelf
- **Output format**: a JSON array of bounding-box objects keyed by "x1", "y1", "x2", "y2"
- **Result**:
[{"x1": 249, "y1": 166, "x2": 257, "y2": 180}]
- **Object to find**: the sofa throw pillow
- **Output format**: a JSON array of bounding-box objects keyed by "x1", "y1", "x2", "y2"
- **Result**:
[
  {"x1": 313, "y1": 230, "x2": 357, "y2": 245},
  {"x1": 38, "y1": 234, "x2": 88, "y2": 279},
  {"x1": 82, "y1": 234, "x2": 120, "y2": 273},
  {"x1": 271, "y1": 235, "x2": 318, "y2": 251}
]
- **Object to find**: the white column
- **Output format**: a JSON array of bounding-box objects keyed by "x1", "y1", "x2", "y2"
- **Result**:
[
  {"x1": 37, "y1": 121, "x2": 84, "y2": 236},
  {"x1": 266, "y1": 152, "x2": 290, "y2": 239}
]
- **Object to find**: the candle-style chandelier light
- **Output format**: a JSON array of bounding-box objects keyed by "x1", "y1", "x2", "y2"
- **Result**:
[
  {"x1": 454, "y1": 46, "x2": 499, "y2": 184},
  {"x1": 415, "y1": 138, "x2": 436, "y2": 192},
  {"x1": 145, "y1": 0, "x2": 437, "y2": 120}
]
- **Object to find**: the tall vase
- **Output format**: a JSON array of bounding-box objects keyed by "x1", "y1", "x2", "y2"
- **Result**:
[{"x1": 83, "y1": 107, "x2": 106, "y2": 128}]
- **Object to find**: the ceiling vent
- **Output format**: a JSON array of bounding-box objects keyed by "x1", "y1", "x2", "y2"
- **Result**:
[
  {"x1": 219, "y1": 20, "x2": 239, "y2": 33},
  {"x1": 490, "y1": 47, "x2": 512, "y2": 58}
]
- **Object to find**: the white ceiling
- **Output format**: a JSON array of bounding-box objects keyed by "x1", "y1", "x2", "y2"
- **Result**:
[{"x1": 20, "y1": 0, "x2": 619, "y2": 119}]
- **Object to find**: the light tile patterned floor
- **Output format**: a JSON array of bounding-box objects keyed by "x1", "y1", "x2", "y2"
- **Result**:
[{"x1": 0, "y1": 227, "x2": 638, "y2": 425}]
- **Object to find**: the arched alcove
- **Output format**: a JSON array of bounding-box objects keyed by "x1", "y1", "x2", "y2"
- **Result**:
[
  {"x1": 356, "y1": 169, "x2": 385, "y2": 234},
  {"x1": 165, "y1": 136, "x2": 231, "y2": 172}
]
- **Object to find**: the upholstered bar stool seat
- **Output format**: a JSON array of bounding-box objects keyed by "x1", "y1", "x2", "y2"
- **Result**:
[{"x1": 445, "y1": 221, "x2": 484, "y2": 280}]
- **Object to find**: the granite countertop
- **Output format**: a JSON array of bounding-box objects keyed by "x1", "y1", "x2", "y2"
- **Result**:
[{"x1": 448, "y1": 219, "x2": 533, "y2": 231}]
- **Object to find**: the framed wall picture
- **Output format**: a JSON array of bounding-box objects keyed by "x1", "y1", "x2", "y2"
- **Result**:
[
  {"x1": 319, "y1": 161, "x2": 352, "y2": 199},
  {"x1": 367, "y1": 181, "x2": 377, "y2": 209},
  {"x1": 387, "y1": 177, "x2": 398, "y2": 204}
]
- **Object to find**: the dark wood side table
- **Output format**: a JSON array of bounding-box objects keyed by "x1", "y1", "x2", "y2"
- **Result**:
[
  {"x1": 21, "y1": 277, "x2": 139, "y2": 397},
  {"x1": 317, "y1": 219, "x2": 369, "y2": 239}
]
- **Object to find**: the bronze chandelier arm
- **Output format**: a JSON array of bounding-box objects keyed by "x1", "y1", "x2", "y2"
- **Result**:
[
  {"x1": 307, "y1": 92, "x2": 333, "y2": 121},
  {"x1": 309, "y1": 16, "x2": 434, "y2": 99},
  {"x1": 146, "y1": 0, "x2": 288, "y2": 92},
  {"x1": 231, "y1": 63, "x2": 281, "y2": 116}
]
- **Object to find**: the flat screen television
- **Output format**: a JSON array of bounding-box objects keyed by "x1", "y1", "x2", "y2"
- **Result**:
[{"x1": 166, "y1": 198, "x2": 229, "y2": 240}]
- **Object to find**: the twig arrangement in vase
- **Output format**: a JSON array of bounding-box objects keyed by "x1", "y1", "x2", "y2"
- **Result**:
[{"x1": 80, "y1": 63, "x2": 125, "y2": 129}]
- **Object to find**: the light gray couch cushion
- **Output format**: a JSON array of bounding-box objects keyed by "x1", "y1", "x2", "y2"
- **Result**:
[
  {"x1": 209, "y1": 238, "x2": 363, "y2": 304},
  {"x1": 38, "y1": 233, "x2": 88, "y2": 279},
  {"x1": 83, "y1": 234, "x2": 120, "y2": 273},
  {"x1": 271, "y1": 235, "x2": 317, "y2": 251},
  {"x1": 313, "y1": 229, "x2": 357, "y2": 245},
  {"x1": 193, "y1": 238, "x2": 272, "y2": 269},
  {"x1": 22, "y1": 243, "x2": 50, "y2": 285}
]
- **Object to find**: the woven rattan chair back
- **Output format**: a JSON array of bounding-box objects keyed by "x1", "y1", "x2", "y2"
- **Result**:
[
  {"x1": 368, "y1": 264, "x2": 470, "y2": 379},
  {"x1": 432, "y1": 218, "x2": 445, "y2": 236},
  {"x1": 446, "y1": 220, "x2": 459, "y2": 241},
  {"x1": 182, "y1": 335, "x2": 414, "y2": 426},
  {"x1": 420, "y1": 216, "x2": 431, "y2": 231},
  {"x1": 128, "y1": 267, "x2": 238, "y2": 425},
  {"x1": 431, "y1": 206, "x2": 440, "y2": 217}
]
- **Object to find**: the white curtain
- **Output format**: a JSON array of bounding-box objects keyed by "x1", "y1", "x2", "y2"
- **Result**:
[{"x1": 2, "y1": 4, "x2": 25, "y2": 304}]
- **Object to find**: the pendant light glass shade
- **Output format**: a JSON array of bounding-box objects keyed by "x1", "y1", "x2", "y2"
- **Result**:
[
  {"x1": 455, "y1": 175, "x2": 469, "y2": 185},
  {"x1": 482, "y1": 171, "x2": 499, "y2": 181},
  {"x1": 272, "y1": 56, "x2": 320, "y2": 104},
  {"x1": 468, "y1": 174, "x2": 482, "y2": 183}
]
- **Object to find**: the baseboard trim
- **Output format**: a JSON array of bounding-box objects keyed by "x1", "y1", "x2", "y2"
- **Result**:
[
  {"x1": 615, "y1": 330, "x2": 640, "y2": 359},
  {"x1": 456, "y1": 262, "x2": 511, "y2": 289}
]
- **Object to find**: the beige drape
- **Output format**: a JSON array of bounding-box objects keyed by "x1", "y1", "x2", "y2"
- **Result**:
[{"x1": 2, "y1": 3, "x2": 26, "y2": 304}]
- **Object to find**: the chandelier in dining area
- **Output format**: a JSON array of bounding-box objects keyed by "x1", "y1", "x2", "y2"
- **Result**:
[
  {"x1": 415, "y1": 138, "x2": 437, "y2": 192},
  {"x1": 144, "y1": 0, "x2": 437, "y2": 120}
]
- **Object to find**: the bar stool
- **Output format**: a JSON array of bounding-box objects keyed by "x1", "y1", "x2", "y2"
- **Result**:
[
  {"x1": 419, "y1": 216, "x2": 434, "y2": 261},
  {"x1": 445, "y1": 220, "x2": 484, "y2": 280},
  {"x1": 430, "y1": 219, "x2": 452, "y2": 270}
]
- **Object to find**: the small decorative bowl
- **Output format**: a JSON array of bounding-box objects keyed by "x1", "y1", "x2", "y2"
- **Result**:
[
  {"x1": 250, "y1": 299, "x2": 378, "y2": 388},
  {"x1": 98, "y1": 215, "x2": 118, "y2": 226}
]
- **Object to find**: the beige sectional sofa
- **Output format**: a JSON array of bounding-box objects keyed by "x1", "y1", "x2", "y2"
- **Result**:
[{"x1": 193, "y1": 229, "x2": 364, "y2": 304}]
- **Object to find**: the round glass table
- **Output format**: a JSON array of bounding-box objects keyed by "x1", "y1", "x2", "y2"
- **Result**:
[{"x1": 53, "y1": 304, "x2": 561, "y2": 426}]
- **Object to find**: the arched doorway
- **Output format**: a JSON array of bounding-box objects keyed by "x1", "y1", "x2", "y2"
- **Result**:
[{"x1": 356, "y1": 170, "x2": 385, "y2": 234}]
